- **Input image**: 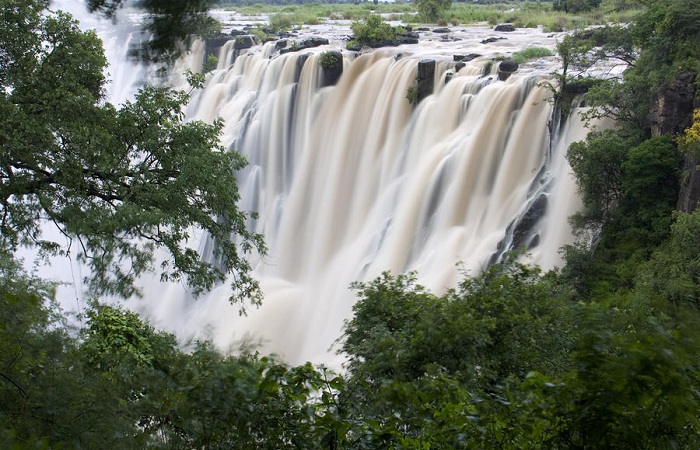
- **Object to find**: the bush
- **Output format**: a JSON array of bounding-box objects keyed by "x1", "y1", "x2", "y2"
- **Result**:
[
  {"x1": 512, "y1": 47, "x2": 554, "y2": 64},
  {"x1": 349, "y1": 14, "x2": 397, "y2": 47},
  {"x1": 319, "y1": 51, "x2": 341, "y2": 69}
]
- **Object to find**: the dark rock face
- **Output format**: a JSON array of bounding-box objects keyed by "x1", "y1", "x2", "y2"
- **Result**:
[
  {"x1": 455, "y1": 62, "x2": 466, "y2": 72},
  {"x1": 494, "y1": 24, "x2": 516, "y2": 32},
  {"x1": 497, "y1": 59, "x2": 519, "y2": 81},
  {"x1": 233, "y1": 35, "x2": 256, "y2": 50},
  {"x1": 649, "y1": 72, "x2": 697, "y2": 136},
  {"x1": 417, "y1": 59, "x2": 436, "y2": 103},
  {"x1": 654, "y1": 72, "x2": 700, "y2": 212},
  {"x1": 400, "y1": 32, "x2": 420, "y2": 45},
  {"x1": 454, "y1": 53, "x2": 481, "y2": 62},
  {"x1": 204, "y1": 34, "x2": 232, "y2": 63},
  {"x1": 294, "y1": 53, "x2": 310, "y2": 83},
  {"x1": 512, "y1": 193, "x2": 548, "y2": 251},
  {"x1": 300, "y1": 37, "x2": 329, "y2": 48},
  {"x1": 432, "y1": 27, "x2": 450, "y2": 33}
]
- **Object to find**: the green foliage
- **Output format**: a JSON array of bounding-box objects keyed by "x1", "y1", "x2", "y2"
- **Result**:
[
  {"x1": 641, "y1": 210, "x2": 700, "y2": 307},
  {"x1": 339, "y1": 260, "x2": 700, "y2": 448},
  {"x1": 87, "y1": 0, "x2": 221, "y2": 61},
  {"x1": 415, "y1": 0, "x2": 452, "y2": 22},
  {"x1": 0, "y1": 0, "x2": 265, "y2": 306},
  {"x1": 319, "y1": 50, "x2": 341, "y2": 69},
  {"x1": 511, "y1": 47, "x2": 553, "y2": 64},
  {"x1": 349, "y1": 14, "x2": 397, "y2": 48},
  {"x1": 567, "y1": 129, "x2": 633, "y2": 233},
  {"x1": 565, "y1": 132, "x2": 680, "y2": 297},
  {"x1": 553, "y1": 0, "x2": 602, "y2": 13},
  {"x1": 203, "y1": 53, "x2": 219, "y2": 72},
  {"x1": 406, "y1": 85, "x2": 418, "y2": 105}
]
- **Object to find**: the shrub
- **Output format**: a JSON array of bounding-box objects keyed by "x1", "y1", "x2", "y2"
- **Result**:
[
  {"x1": 319, "y1": 51, "x2": 341, "y2": 69},
  {"x1": 406, "y1": 85, "x2": 418, "y2": 104},
  {"x1": 350, "y1": 15, "x2": 397, "y2": 47},
  {"x1": 512, "y1": 47, "x2": 554, "y2": 64}
]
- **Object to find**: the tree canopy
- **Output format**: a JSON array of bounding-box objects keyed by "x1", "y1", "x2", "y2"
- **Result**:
[
  {"x1": 0, "y1": 0, "x2": 265, "y2": 304},
  {"x1": 87, "y1": 0, "x2": 221, "y2": 61}
]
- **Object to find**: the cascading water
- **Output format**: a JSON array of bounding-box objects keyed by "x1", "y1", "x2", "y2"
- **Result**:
[{"x1": 132, "y1": 38, "x2": 599, "y2": 367}]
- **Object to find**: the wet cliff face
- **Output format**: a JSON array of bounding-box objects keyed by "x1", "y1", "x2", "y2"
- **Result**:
[{"x1": 652, "y1": 73, "x2": 699, "y2": 212}]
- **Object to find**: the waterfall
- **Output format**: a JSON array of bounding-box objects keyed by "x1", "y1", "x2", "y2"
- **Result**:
[{"x1": 133, "y1": 41, "x2": 596, "y2": 367}]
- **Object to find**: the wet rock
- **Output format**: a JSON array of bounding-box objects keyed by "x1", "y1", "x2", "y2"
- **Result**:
[
  {"x1": 494, "y1": 24, "x2": 516, "y2": 32},
  {"x1": 299, "y1": 37, "x2": 329, "y2": 49},
  {"x1": 433, "y1": 27, "x2": 450, "y2": 33},
  {"x1": 233, "y1": 35, "x2": 256, "y2": 50},
  {"x1": 320, "y1": 51, "x2": 343, "y2": 88},
  {"x1": 481, "y1": 37, "x2": 507, "y2": 44},
  {"x1": 497, "y1": 59, "x2": 519, "y2": 81},
  {"x1": 417, "y1": 59, "x2": 436, "y2": 103},
  {"x1": 454, "y1": 53, "x2": 481, "y2": 62}
]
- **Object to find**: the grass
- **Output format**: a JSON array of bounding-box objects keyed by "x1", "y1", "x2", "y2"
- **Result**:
[{"x1": 511, "y1": 47, "x2": 555, "y2": 64}]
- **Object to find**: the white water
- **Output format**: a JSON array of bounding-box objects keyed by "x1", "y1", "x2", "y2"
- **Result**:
[
  {"x1": 43, "y1": 3, "x2": 597, "y2": 367},
  {"x1": 132, "y1": 40, "x2": 598, "y2": 367}
]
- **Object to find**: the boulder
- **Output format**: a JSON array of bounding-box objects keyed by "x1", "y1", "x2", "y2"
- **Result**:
[
  {"x1": 433, "y1": 27, "x2": 450, "y2": 33},
  {"x1": 497, "y1": 59, "x2": 519, "y2": 81},
  {"x1": 454, "y1": 53, "x2": 481, "y2": 62},
  {"x1": 233, "y1": 35, "x2": 256, "y2": 50},
  {"x1": 481, "y1": 37, "x2": 506, "y2": 44},
  {"x1": 299, "y1": 37, "x2": 329, "y2": 49},
  {"x1": 494, "y1": 24, "x2": 516, "y2": 32}
]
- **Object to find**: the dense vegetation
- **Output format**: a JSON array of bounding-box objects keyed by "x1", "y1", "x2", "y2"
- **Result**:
[{"x1": 2, "y1": 0, "x2": 700, "y2": 448}]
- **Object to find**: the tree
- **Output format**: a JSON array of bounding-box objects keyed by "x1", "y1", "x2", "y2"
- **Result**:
[
  {"x1": 553, "y1": 0, "x2": 602, "y2": 13},
  {"x1": 415, "y1": 0, "x2": 452, "y2": 22},
  {"x1": 348, "y1": 15, "x2": 398, "y2": 48},
  {"x1": 86, "y1": 0, "x2": 221, "y2": 61},
  {"x1": 0, "y1": 0, "x2": 265, "y2": 305}
]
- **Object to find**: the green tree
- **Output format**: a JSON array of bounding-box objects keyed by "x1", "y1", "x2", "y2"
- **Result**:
[
  {"x1": 415, "y1": 0, "x2": 452, "y2": 22},
  {"x1": 553, "y1": 0, "x2": 602, "y2": 13},
  {"x1": 0, "y1": 0, "x2": 265, "y2": 305},
  {"x1": 349, "y1": 15, "x2": 397, "y2": 48},
  {"x1": 87, "y1": 0, "x2": 221, "y2": 61}
]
